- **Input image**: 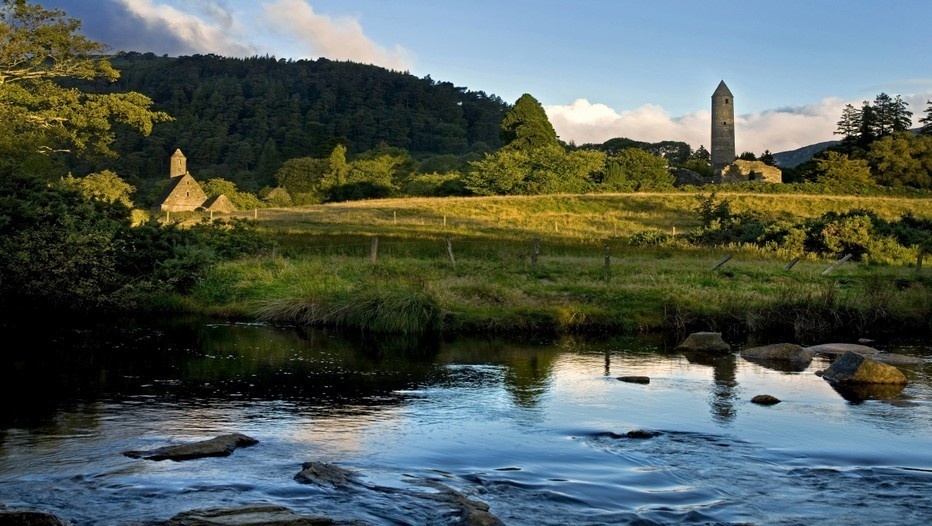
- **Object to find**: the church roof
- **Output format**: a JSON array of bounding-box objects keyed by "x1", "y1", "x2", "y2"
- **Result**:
[{"x1": 712, "y1": 80, "x2": 733, "y2": 98}]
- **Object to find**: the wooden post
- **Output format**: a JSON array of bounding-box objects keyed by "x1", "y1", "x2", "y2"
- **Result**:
[
  {"x1": 210, "y1": 210, "x2": 214, "y2": 220},
  {"x1": 393, "y1": 211, "x2": 397, "y2": 225},
  {"x1": 254, "y1": 209, "x2": 258, "y2": 219},
  {"x1": 603, "y1": 244, "x2": 611, "y2": 279},
  {"x1": 917, "y1": 252, "x2": 924, "y2": 273},
  {"x1": 531, "y1": 238, "x2": 540, "y2": 270},
  {"x1": 822, "y1": 254, "x2": 852, "y2": 276},
  {"x1": 445, "y1": 237, "x2": 456, "y2": 271},
  {"x1": 369, "y1": 236, "x2": 379, "y2": 264},
  {"x1": 784, "y1": 256, "x2": 800, "y2": 271},
  {"x1": 443, "y1": 215, "x2": 447, "y2": 227},
  {"x1": 711, "y1": 254, "x2": 732, "y2": 271}
]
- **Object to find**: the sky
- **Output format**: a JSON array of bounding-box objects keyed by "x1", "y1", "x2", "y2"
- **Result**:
[{"x1": 39, "y1": 0, "x2": 932, "y2": 155}]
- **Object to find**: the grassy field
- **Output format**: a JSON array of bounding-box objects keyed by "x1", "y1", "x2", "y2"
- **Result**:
[{"x1": 186, "y1": 191, "x2": 932, "y2": 342}]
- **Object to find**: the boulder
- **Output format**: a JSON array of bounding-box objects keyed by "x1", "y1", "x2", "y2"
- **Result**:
[
  {"x1": 740, "y1": 343, "x2": 812, "y2": 370},
  {"x1": 821, "y1": 351, "x2": 908, "y2": 385},
  {"x1": 751, "y1": 394, "x2": 781, "y2": 406},
  {"x1": 123, "y1": 433, "x2": 258, "y2": 461},
  {"x1": 616, "y1": 376, "x2": 650, "y2": 384},
  {"x1": 870, "y1": 353, "x2": 925, "y2": 365},
  {"x1": 156, "y1": 505, "x2": 337, "y2": 525},
  {"x1": 0, "y1": 510, "x2": 70, "y2": 526},
  {"x1": 804, "y1": 343, "x2": 880, "y2": 356},
  {"x1": 675, "y1": 332, "x2": 731, "y2": 353},
  {"x1": 294, "y1": 462, "x2": 357, "y2": 486}
]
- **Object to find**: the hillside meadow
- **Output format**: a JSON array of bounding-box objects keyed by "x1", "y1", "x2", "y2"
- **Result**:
[{"x1": 175, "y1": 192, "x2": 932, "y2": 342}]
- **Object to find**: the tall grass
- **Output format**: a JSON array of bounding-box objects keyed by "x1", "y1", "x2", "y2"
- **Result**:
[{"x1": 183, "y1": 192, "x2": 931, "y2": 339}]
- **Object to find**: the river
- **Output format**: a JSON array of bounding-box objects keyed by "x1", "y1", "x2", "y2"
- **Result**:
[{"x1": 1, "y1": 317, "x2": 930, "y2": 525}]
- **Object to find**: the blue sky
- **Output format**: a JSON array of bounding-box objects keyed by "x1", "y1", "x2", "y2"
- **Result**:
[{"x1": 41, "y1": 0, "x2": 932, "y2": 154}]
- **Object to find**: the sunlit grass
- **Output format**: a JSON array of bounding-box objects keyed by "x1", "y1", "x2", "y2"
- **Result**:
[{"x1": 188, "y1": 192, "x2": 932, "y2": 338}]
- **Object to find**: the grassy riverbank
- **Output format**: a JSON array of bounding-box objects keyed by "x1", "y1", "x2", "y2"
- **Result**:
[{"x1": 175, "y1": 192, "x2": 932, "y2": 342}]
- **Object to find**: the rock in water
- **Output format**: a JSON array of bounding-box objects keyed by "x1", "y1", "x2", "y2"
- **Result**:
[
  {"x1": 157, "y1": 505, "x2": 336, "y2": 525},
  {"x1": 0, "y1": 510, "x2": 70, "y2": 526},
  {"x1": 740, "y1": 343, "x2": 812, "y2": 370},
  {"x1": 675, "y1": 332, "x2": 731, "y2": 353},
  {"x1": 123, "y1": 433, "x2": 258, "y2": 461},
  {"x1": 804, "y1": 343, "x2": 880, "y2": 356},
  {"x1": 294, "y1": 462, "x2": 357, "y2": 486},
  {"x1": 821, "y1": 351, "x2": 908, "y2": 385},
  {"x1": 751, "y1": 394, "x2": 781, "y2": 405},
  {"x1": 616, "y1": 376, "x2": 650, "y2": 384}
]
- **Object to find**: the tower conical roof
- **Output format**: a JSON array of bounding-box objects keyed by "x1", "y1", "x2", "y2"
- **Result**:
[{"x1": 712, "y1": 80, "x2": 733, "y2": 98}]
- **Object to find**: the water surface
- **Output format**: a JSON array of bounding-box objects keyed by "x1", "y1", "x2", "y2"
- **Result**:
[{"x1": 1, "y1": 319, "x2": 930, "y2": 525}]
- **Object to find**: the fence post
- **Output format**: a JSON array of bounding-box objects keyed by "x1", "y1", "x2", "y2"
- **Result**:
[
  {"x1": 917, "y1": 252, "x2": 924, "y2": 273},
  {"x1": 711, "y1": 254, "x2": 732, "y2": 271},
  {"x1": 603, "y1": 244, "x2": 611, "y2": 279},
  {"x1": 531, "y1": 238, "x2": 540, "y2": 270},
  {"x1": 784, "y1": 256, "x2": 800, "y2": 271},
  {"x1": 369, "y1": 236, "x2": 379, "y2": 264},
  {"x1": 393, "y1": 211, "x2": 397, "y2": 225},
  {"x1": 822, "y1": 254, "x2": 852, "y2": 276},
  {"x1": 445, "y1": 237, "x2": 456, "y2": 271}
]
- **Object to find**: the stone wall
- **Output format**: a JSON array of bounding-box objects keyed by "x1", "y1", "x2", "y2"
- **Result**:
[{"x1": 721, "y1": 160, "x2": 782, "y2": 184}]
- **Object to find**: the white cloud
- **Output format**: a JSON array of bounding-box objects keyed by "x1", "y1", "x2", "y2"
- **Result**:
[
  {"x1": 115, "y1": 0, "x2": 256, "y2": 56},
  {"x1": 261, "y1": 0, "x2": 414, "y2": 70},
  {"x1": 547, "y1": 98, "x2": 852, "y2": 154},
  {"x1": 548, "y1": 91, "x2": 932, "y2": 154}
]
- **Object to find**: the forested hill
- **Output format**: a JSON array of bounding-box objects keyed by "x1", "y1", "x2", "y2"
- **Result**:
[{"x1": 82, "y1": 52, "x2": 509, "y2": 190}]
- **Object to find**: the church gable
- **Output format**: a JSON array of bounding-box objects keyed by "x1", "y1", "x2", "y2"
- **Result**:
[{"x1": 153, "y1": 174, "x2": 209, "y2": 212}]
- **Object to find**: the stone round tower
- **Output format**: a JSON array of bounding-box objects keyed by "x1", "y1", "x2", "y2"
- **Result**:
[
  {"x1": 710, "y1": 81, "x2": 735, "y2": 176},
  {"x1": 169, "y1": 148, "x2": 187, "y2": 178}
]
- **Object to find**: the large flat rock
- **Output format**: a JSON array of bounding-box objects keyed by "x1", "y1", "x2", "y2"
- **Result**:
[
  {"x1": 123, "y1": 433, "x2": 258, "y2": 461},
  {"x1": 804, "y1": 343, "x2": 880, "y2": 356}
]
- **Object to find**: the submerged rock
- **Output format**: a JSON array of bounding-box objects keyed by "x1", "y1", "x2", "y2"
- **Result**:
[
  {"x1": 751, "y1": 394, "x2": 781, "y2": 406},
  {"x1": 294, "y1": 462, "x2": 357, "y2": 486},
  {"x1": 821, "y1": 351, "x2": 908, "y2": 385},
  {"x1": 675, "y1": 332, "x2": 731, "y2": 353},
  {"x1": 0, "y1": 510, "x2": 70, "y2": 526},
  {"x1": 869, "y1": 353, "x2": 925, "y2": 365},
  {"x1": 123, "y1": 433, "x2": 258, "y2": 461},
  {"x1": 616, "y1": 376, "x2": 650, "y2": 384},
  {"x1": 804, "y1": 343, "x2": 881, "y2": 356},
  {"x1": 740, "y1": 343, "x2": 812, "y2": 371},
  {"x1": 156, "y1": 505, "x2": 339, "y2": 525}
]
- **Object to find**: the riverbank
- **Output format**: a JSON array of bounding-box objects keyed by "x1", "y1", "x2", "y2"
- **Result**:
[{"x1": 151, "y1": 192, "x2": 932, "y2": 342}]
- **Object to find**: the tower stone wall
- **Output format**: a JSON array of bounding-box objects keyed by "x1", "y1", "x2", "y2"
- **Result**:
[
  {"x1": 170, "y1": 148, "x2": 187, "y2": 178},
  {"x1": 711, "y1": 81, "x2": 735, "y2": 176}
]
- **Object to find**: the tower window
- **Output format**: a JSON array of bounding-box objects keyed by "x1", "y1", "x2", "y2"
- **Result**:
[
  {"x1": 725, "y1": 99, "x2": 729, "y2": 104},
  {"x1": 723, "y1": 121, "x2": 727, "y2": 126}
]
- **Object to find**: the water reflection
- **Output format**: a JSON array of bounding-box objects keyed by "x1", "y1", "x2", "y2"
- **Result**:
[{"x1": 682, "y1": 351, "x2": 738, "y2": 423}]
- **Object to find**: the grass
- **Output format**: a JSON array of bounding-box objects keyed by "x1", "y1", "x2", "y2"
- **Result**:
[{"x1": 178, "y1": 191, "x2": 932, "y2": 341}]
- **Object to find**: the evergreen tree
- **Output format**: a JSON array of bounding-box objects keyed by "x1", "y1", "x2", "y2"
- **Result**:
[
  {"x1": 871, "y1": 92, "x2": 896, "y2": 137},
  {"x1": 834, "y1": 103, "x2": 861, "y2": 143},
  {"x1": 891, "y1": 95, "x2": 913, "y2": 133},
  {"x1": 918, "y1": 100, "x2": 932, "y2": 136},
  {"x1": 760, "y1": 150, "x2": 776, "y2": 166},
  {"x1": 499, "y1": 94, "x2": 559, "y2": 151}
]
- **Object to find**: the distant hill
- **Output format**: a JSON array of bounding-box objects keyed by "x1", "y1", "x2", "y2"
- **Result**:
[
  {"x1": 772, "y1": 140, "x2": 840, "y2": 168},
  {"x1": 78, "y1": 52, "x2": 510, "y2": 191}
]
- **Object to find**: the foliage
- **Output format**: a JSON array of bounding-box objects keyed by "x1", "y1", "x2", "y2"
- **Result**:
[
  {"x1": 61, "y1": 169, "x2": 135, "y2": 206},
  {"x1": 867, "y1": 133, "x2": 932, "y2": 188},
  {"x1": 464, "y1": 145, "x2": 603, "y2": 195},
  {"x1": 499, "y1": 93, "x2": 559, "y2": 151},
  {"x1": 812, "y1": 151, "x2": 875, "y2": 191},
  {"x1": 920, "y1": 100, "x2": 932, "y2": 136},
  {"x1": 0, "y1": 0, "x2": 170, "y2": 162},
  {"x1": 600, "y1": 148, "x2": 673, "y2": 191}
]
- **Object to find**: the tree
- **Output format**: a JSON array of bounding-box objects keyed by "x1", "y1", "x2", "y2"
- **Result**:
[
  {"x1": 61, "y1": 169, "x2": 135, "y2": 207},
  {"x1": 464, "y1": 145, "x2": 603, "y2": 195},
  {"x1": 760, "y1": 150, "x2": 776, "y2": 166},
  {"x1": 738, "y1": 151, "x2": 757, "y2": 161},
  {"x1": 812, "y1": 151, "x2": 874, "y2": 191},
  {"x1": 601, "y1": 148, "x2": 672, "y2": 191},
  {"x1": 867, "y1": 132, "x2": 932, "y2": 188},
  {"x1": 918, "y1": 100, "x2": 932, "y2": 136},
  {"x1": 499, "y1": 93, "x2": 559, "y2": 151},
  {"x1": 0, "y1": 0, "x2": 171, "y2": 161},
  {"x1": 834, "y1": 103, "x2": 861, "y2": 144},
  {"x1": 891, "y1": 95, "x2": 913, "y2": 133}
]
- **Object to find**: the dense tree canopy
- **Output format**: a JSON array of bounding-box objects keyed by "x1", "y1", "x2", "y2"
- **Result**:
[
  {"x1": 0, "y1": 0, "x2": 169, "y2": 161},
  {"x1": 499, "y1": 93, "x2": 560, "y2": 151}
]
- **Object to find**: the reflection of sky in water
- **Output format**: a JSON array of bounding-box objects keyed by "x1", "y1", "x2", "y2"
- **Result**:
[{"x1": 1, "y1": 322, "x2": 931, "y2": 525}]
